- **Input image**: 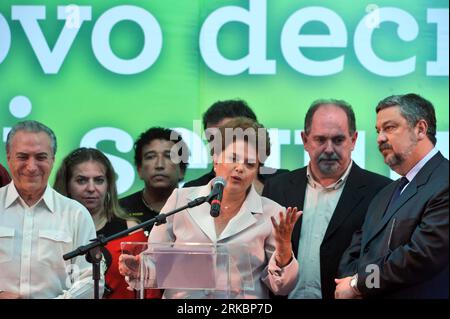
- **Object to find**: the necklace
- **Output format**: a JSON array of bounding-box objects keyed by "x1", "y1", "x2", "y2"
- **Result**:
[
  {"x1": 92, "y1": 212, "x2": 108, "y2": 231},
  {"x1": 221, "y1": 200, "x2": 243, "y2": 213},
  {"x1": 141, "y1": 190, "x2": 156, "y2": 211}
]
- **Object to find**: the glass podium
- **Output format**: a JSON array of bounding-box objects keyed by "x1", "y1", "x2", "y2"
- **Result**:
[{"x1": 121, "y1": 242, "x2": 254, "y2": 299}]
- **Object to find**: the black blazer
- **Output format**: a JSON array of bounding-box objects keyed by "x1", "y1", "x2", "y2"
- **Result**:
[
  {"x1": 183, "y1": 168, "x2": 289, "y2": 188},
  {"x1": 262, "y1": 163, "x2": 391, "y2": 299},
  {"x1": 338, "y1": 152, "x2": 449, "y2": 299}
]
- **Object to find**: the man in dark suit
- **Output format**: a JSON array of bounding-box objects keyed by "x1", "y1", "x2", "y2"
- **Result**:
[
  {"x1": 335, "y1": 93, "x2": 448, "y2": 299},
  {"x1": 262, "y1": 99, "x2": 391, "y2": 299}
]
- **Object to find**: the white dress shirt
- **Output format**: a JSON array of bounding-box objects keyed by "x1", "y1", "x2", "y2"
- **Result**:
[
  {"x1": 401, "y1": 147, "x2": 439, "y2": 193},
  {"x1": 133, "y1": 182, "x2": 299, "y2": 299},
  {"x1": 289, "y1": 161, "x2": 353, "y2": 299},
  {"x1": 0, "y1": 183, "x2": 100, "y2": 299}
]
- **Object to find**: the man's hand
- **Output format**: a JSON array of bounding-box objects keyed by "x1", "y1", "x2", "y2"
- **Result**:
[
  {"x1": 0, "y1": 291, "x2": 21, "y2": 299},
  {"x1": 335, "y1": 277, "x2": 362, "y2": 299}
]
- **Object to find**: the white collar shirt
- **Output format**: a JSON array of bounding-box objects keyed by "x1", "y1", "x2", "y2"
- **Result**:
[
  {"x1": 289, "y1": 161, "x2": 353, "y2": 299},
  {"x1": 0, "y1": 183, "x2": 100, "y2": 298},
  {"x1": 402, "y1": 147, "x2": 439, "y2": 193}
]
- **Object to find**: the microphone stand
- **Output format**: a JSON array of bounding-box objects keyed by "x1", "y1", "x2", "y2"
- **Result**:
[{"x1": 63, "y1": 194, "x2": 215, "y2": 299}]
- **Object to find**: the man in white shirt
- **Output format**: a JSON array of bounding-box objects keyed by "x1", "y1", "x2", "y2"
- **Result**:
[
  {"x1": 0, "y1": 120, "x2": 100, "y2": 299},
  {"x1": 262, "y1": 100, "x2": 391, "y2": 299}
]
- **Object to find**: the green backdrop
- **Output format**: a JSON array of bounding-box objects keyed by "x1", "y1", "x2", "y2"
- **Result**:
[{"x1": 1, "y1": 0, "x2": 448, "y2": 195}]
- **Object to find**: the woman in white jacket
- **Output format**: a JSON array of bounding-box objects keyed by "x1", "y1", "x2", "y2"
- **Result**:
[{"x1": 119, "y1": 117, "x2": 301, "y2": 298}]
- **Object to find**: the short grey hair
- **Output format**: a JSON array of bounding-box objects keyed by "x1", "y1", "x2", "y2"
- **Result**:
[
  {"x1": 304, "y1": 99, "x2": 356, "y2": 136},
  {"x1": 376, "y1": 93, "x2": 437, "y2": 146},
  {"x1": 6, "y1": 120, "x2": 57, "y2": 156}
]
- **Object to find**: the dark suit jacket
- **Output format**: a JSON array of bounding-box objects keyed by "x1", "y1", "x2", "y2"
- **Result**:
[
  {"x1": 262, "y1": 162, "x2": 391, "y2": 299},
  {"x1": 183, "y1": 168, "x2": 289, "y2": 188},
  {"x1": 183, "y1": 169, "x2": 216, "y2": 188},
  {"x1": 338, "y1": 152, "x2": 449, "y2": 299}
]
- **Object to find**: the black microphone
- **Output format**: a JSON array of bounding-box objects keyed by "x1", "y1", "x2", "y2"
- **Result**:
[{"x1": 209, "y1": 177, "x2": 226, "y2": 218}]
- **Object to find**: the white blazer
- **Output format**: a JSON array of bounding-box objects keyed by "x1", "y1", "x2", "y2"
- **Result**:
[{"x1": 149, "y1": 182, "x2": 299, "y2": 299}]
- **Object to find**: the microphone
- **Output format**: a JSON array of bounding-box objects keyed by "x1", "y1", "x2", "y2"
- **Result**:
[{"x1": 209, "y1": 177, "x2": 226, "y2": 218}]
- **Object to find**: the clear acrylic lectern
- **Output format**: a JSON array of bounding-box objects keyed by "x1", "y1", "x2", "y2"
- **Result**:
[{"x1": 121, "y1": 242, "x2": 254, "y2": 299}]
